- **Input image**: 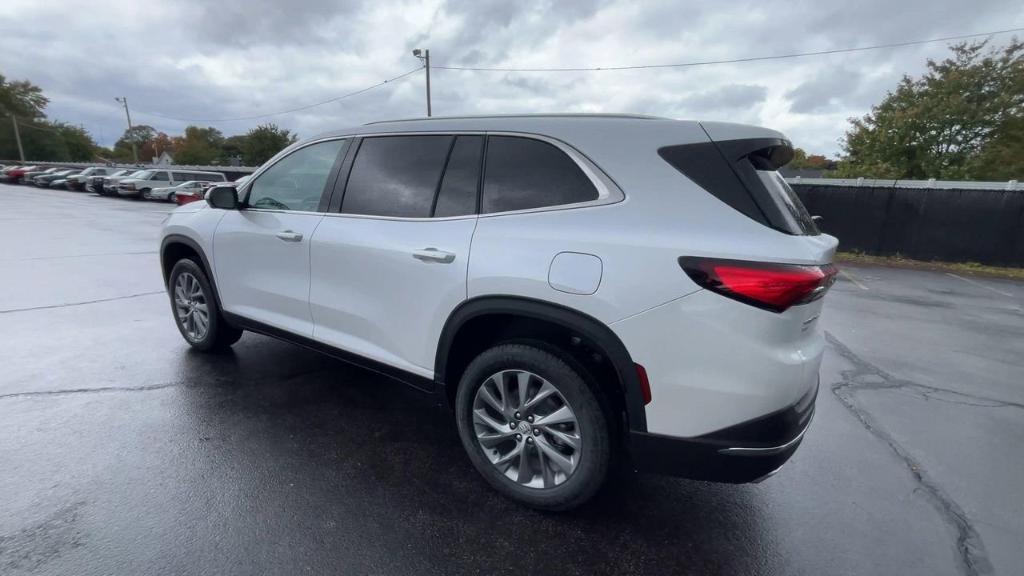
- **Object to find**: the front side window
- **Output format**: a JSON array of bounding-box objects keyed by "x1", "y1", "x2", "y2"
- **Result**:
[
  {"x1": 342, "y1": 135, "x2": 454, "y2": 218},
  {"x1": 482, "y1": 136, "x2": 598, "y2": 214},
  {"x1": 247, "y1": 139, "x2": 345, "y2": 212},
  {"x1": 151, "y1": 171, "x2": 170, "y2": 181}
]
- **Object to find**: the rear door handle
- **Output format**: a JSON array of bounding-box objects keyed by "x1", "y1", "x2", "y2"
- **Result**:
[
  {"x1": 412, "y1": 248, "x2": 455, "y2": 263},
  {"x1": 276, "y1": 230, "x2": 303, "y2": 242}
]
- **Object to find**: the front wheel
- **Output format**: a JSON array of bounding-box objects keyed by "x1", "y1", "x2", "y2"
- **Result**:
[
  {"x1": 455, "y1": 344, "x2": 611, "y2": 511},
  {"x1": 168, "y1": 259, "x2": 242, "y2": 351}
]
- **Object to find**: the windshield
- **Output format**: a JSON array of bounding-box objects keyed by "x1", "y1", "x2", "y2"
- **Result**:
[{"x1": 129, "y1": 170, "x2": 152, "y2": 179}]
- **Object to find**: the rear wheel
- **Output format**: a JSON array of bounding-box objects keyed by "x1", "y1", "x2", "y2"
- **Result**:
[
  {"x1": 167, "y1": 192, "x2": 176, "y2": 203},
  {"x1": 168, "y1": 259, "x2": 242, "y2": 351},
  {"x1": 455, "y1": 343, "x2": 611, "y2": 511}
]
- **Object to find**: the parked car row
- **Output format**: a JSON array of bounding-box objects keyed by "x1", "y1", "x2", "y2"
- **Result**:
[{"x1": 1, "y1": 164, "x2": 248, "y2": 206}]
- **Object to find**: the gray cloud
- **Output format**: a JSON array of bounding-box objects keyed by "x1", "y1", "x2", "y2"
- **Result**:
[
  {"x1": 680, "y1": 84, "x2": 768, "y2": 110},
  {"x1": 1, "y1": 0, "x2": 1021, "y2": 155},
  {"x1": 176, "y1": 0, "x2": 362, "y2": 47}
]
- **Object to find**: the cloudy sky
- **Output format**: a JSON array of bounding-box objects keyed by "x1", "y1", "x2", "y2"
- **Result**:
[{"x1": 2, "y1": 0, "x2": 1022, "y2": 155}]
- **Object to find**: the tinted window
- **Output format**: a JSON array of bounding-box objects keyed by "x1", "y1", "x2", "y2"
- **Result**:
[
  {"x1": 434, "y1": 136, "x2": 482, "y2": 217},
  {"x1": 342, "y1": 135, "x2": 453, "y2": 218},
  {"x1": 756, "y1": 170, "x2": 818, "y2": 235},
  {"x1": 247, "y1": 139, "x2": 345, "y2": 212},
  {"x1": 482, "y1": 136, "x2": 598, "y2": 214},
  {"x1": 151, "y1": 171, "x2": 170, "y2": 181}
]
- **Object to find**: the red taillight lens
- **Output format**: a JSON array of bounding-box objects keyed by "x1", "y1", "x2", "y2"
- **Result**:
[
  {"x1": 635, "y1": 363, "x2": 652, "y2": 405},
  {"x1": 679, "y1": 257, "x2": 838, "y2": 313}
]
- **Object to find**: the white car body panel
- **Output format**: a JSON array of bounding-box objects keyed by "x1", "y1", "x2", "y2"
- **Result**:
[
  {"x1": 309, "y1": 214, "x2": 477, "y2": 378},
  {"x1": 213, "y1": 210, "x2": 324, "y2": 337}
]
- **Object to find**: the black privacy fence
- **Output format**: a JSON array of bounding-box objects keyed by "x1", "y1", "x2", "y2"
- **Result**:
[{"x1": 790, "y1": 179, "x2": 1024, "y2": 267}]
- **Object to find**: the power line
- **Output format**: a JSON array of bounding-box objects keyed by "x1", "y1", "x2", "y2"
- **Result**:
[
  {"x1": 434, "y1": 27, "x2": 1024, "y2": 72},
  {"x1": 132, "y1": 66, "x2": 424, "y2": 123},
  {"x1": 0, "y1": 115, "x2": 66, "y2": 135}
]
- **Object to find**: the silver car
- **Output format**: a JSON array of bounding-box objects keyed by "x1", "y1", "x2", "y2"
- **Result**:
[{"x1": 144, "y1": 180, "x2": 213, "y2": 202}]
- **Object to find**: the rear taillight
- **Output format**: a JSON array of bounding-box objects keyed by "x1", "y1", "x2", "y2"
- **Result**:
[{"x1": 679, "y1": 257, "x2": 837, "y2": 313}]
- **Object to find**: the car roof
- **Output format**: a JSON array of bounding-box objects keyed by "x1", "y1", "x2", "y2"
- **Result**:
[
  {"x1": 305, "y1": 113, "x2": 783, "y2": 148},
  {"x1": 312, "y1": 113, "x2": 676, "y2": 139}
]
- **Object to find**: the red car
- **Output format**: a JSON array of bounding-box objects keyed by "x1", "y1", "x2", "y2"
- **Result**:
[
  {"x1": 173, "y1": 188, "x2": 204, "y2": 205},
  {"x1": 2, "y1": 165, "x2": 40, "y2": 184}
]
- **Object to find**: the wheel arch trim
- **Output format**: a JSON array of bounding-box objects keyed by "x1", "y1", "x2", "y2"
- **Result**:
[
  {"x1": 160, "y1": 234, "x2": 222, "y2": 309},
  {"x1": 435, "y1": 295, "x2": 648, "y2": 432}
]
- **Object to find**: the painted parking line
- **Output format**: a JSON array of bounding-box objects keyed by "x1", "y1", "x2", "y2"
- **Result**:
[
  {"x1": 839, "y1": 268, "x2": 869, "y2": 290},
  {"x1": 945, "y1": 272, "x2": 1015, "y2": 298}
]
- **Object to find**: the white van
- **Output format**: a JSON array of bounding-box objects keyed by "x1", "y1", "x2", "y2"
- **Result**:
[{"x1": 117, "y1": 169, "x2": 227, "y2": 198}]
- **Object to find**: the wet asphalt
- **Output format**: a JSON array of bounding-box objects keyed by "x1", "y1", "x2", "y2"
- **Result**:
[{"x1": 1, "y1": 184, "x2": 1022, "y2": 576}]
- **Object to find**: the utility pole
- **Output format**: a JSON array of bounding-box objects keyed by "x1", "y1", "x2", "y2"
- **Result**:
[
  {"x1": 115, "y1": 96, "x2": 139, "y2": 163},
  {"x1": 412, "y1": 48, "x2": 432, "y2": 117},
  {"x1": 10, "y1": 115, "x2": 25, "y2": 162}
]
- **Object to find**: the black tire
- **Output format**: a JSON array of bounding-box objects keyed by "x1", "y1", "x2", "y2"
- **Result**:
[
  {"x1": 167, "y1": 192, "x2": 176, "y2": 203},
  {"x1": 167, "y1": 258, "x2": 242, "y2": 351},
  {"x1": 455, "y1": 343, "x2": 611, "y2": 511}
]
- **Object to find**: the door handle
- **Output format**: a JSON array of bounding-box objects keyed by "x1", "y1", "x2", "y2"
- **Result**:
[
  {"x1": 276, "y1": 230, "x2": 303, "y2": 242},
  {"x1": 412, "y1": 248, "x2": 456, "y2": 263}
]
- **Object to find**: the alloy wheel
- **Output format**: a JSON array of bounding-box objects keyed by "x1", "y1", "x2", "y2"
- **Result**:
[
  {"x1": 173, "y1": 272, "x2": 210, "y2": 342},
  {"x1": 472, "y1": 369, "x2": 582, "y2": 489}
]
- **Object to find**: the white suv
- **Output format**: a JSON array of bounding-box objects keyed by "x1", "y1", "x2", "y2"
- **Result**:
[
  {"x1": 118, "y1": 169, "x2": 226, "y2": 198},
  {"x1": 160, "y1": 114, "x2": 838, "y2": 510}
]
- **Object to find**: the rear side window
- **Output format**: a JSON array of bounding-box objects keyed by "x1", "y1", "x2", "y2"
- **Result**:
[
  {"x1": 755, "y1": 170, "x2": 818, "y2": 234},
  {"x1": 434, "y1": 136, "x2": 483, "y2": 217},
  {"x1": 342, "y1": 135, "x2": 453, "y2": 218},
  {"x1": 482, "y1": 136, "x2": 598, "y2": 214},
  {"x1": 658, "y1": 139, "x2": 819, "y2": 236}
]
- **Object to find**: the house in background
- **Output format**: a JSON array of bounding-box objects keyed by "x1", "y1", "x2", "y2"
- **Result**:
[{"x1": 152, "y1": 151, "x2": 174, "y2": 166}]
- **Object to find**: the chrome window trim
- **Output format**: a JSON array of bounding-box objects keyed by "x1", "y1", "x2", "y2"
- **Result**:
[{"x1": 240, "y1": 130, "x2": 624, "y2": 220}]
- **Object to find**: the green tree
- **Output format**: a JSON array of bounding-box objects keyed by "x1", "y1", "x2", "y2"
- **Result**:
[
  {"x1": 221, "y1": 134, "x2": 248, "y2": 162},
  {"x1": 172, "y1": 126, "x2": 225, "y2": 165},
  {"x1": 0, "y1": 74, "x2": 48, "y2": 119},
  {"x1": 242, "y1": 123, "x2": 297, "y2": 166},
  {"x1": 0, "y1": 75, "x2": 102, "y2": 161},
  {"x1": 112, "y1": 125, "x2": 157, "y2": 162},
  {"x1": 17, "y1": 121, "x2": 70, "y2": 160},
  {"x1": 56, "y1": 123, "x2": 99, "y2": 161},
  {"x1": 838, "y1": 40, "x2": 1024, "y2": 180}
]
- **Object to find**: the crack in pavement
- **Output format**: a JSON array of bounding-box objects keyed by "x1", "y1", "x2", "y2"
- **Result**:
[
  {"x1": 0, "y1": 291, "x2": 165, "y2": 314},
  {"x1": 0, "y1": 367, "x2": 332, "y2": 402},
  {"x1": 826, "y1": 331, "x2": 995, "y2": 576},
  {"x1": 0, "y1": 382, "x2": 186, "y2": 401}
]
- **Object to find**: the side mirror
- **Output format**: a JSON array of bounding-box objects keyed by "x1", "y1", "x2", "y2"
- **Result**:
[
  {"x1": 206, "y1": 186, "x2": 239, "y2": 209},
  {"x1": 811, "y1": 215, "x2": 824, "y2": 223}
]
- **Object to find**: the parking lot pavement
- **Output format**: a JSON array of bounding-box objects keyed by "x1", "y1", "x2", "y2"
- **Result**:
[{"x1": 1, "y1": 184, "x2": 1022, "y2": 576}]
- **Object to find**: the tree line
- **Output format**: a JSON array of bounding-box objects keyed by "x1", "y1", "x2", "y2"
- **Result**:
[
  {"x1": 3, "y1": 38, "x2": 1022, "y2": 178},
  {"x1": 0, "y1": 75, "x2": 296, "y2": 166},
  {"x1": 111, "y1": 123, "x2": 297, "y2": 166}
]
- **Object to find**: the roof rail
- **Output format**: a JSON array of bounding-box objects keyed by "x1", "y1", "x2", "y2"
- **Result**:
[{"x1": 364, "y1": 113, "x2": 666, "y2": 125}]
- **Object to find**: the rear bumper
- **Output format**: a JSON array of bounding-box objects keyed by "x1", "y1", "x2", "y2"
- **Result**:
[{"x1": 629, "y1": 379, "x2": 816, "y2": 483}]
